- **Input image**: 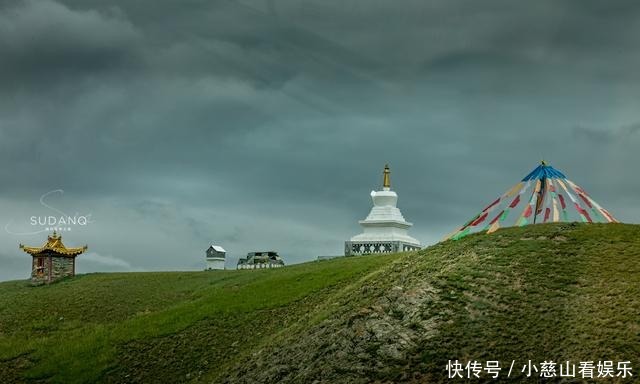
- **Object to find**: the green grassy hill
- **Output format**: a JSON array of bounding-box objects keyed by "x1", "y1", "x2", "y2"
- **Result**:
[{"x1": 1, "y1": 223, "x2": 639, "y2": 383}]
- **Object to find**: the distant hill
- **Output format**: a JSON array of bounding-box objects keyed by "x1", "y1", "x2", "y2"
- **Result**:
[{"x1": 1, "y1": 223, "x2": 639, "y2": 383}]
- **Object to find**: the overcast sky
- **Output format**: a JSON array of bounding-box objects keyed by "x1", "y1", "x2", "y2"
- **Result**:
[{"x1": 1, "y1": 0, "x2": 639, "y2": 281}]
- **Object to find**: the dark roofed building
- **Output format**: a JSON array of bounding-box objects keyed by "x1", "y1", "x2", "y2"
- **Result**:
[{"x1": 237, "y1": 251, "x2": 284, "y2": 270}]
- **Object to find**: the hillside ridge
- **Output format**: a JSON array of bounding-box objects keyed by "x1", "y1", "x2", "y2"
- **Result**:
[{"x1": 1, "y1": 223, "x2": 639, "y2": 383}]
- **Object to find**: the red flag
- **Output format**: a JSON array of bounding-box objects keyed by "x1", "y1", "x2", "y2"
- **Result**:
[
  {"x1": 489, "y1": 210, "x2": 504, "y2": 225},
  {"x1": 558, "y1": 194, "x2": 566, "y2": 209},
  {"x1": 574, "y1": 203, "x2": 593, "y2": 223},
  {"x1": 482, "y1": 198, "x2": 501, "y2": 212},
  {"x1": 471, "y1": 212, "x2": 489, "y2": 226},
  {"x1": 578, "y1": 194, "x2": 593, "y2": 208}
]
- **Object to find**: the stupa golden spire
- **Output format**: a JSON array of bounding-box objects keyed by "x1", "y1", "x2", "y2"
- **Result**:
[{"x1": 383, "y1": 164, "x2": 391, "y2": 189}]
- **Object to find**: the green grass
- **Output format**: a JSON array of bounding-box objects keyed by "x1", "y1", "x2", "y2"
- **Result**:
[
  {"x1": 1, "y1": 223, "x2": 639, "y2": 383},
  {"x1": 0, "y1": 254, "x2": 396, "y2": 383}
]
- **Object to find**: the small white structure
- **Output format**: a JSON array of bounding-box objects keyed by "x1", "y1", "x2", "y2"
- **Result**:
[
  {"x1": 206, "y1": 245, "x2": 226, "y2": 270},
  {"x1": 345, "y1": 164, "x2": 421, "y2": 256}
]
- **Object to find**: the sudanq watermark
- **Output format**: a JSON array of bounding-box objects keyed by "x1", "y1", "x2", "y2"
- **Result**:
[
  {"x1": 29, "y1": 214, "x2": 90, "y2": 228},
  {"x1": 4, "y1": 189, "x2": 94, "y2": 235}
]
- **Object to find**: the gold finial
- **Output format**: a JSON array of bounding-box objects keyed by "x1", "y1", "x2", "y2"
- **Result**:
[
  {"x1": 541, "y1": 160, "x2": 547, "y2": 166},
  {"x1": 383, "y1": 164, "x2": 391, "y2": 188}
]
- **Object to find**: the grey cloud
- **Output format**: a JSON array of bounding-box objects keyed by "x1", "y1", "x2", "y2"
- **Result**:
[
  {"x1": 573, "y1": 123, "x2": 640, "y2": 143},
  {"x1": 79, "y1": 252, "x2": 136, "y2": 272},
  {"x1": 0, "y1": 252, "x2": 28, "y2": 281}
]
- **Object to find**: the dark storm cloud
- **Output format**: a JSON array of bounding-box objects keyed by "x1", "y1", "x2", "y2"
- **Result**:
[
  {"x1": 1, "y1": 0, "x2": 639, "y2": 281},
  {"x1": 0, "y1": 0, "x2": 142, "y2": 88}
]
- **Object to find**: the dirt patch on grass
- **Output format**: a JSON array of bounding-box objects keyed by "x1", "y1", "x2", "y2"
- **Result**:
[{"x1": 0, "y1": 355, "x2": 39, "y2": 383}]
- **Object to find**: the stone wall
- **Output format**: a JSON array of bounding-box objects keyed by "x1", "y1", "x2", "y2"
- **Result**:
[
  {"x1": 51, "y1": 257, "x2": 74, "y2": 281},
  {"x1": 30, "y1": 255, "x2": 75, "y2": 285}
]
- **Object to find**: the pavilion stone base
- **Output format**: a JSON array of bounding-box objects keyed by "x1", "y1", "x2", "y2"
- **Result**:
[
  {"x1": 31, "y1": 256, "x2": 75, "y2": 285},
  {"x1": 344, "y1": 241, "x2": 421, "y2": 256}
]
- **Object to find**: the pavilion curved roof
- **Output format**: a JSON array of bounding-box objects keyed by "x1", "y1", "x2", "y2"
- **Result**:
[{"x1": 20, "y1": 232, "x2": 87, "y2": 257}]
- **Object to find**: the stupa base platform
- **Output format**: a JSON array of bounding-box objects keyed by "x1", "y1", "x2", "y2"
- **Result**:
[{"x1": 344, "y1": 240, "x2": 421, "y2": 256}]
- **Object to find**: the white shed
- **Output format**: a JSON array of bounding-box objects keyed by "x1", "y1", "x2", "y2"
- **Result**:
[{"x1": 206, "y1": 245, "x2": 226, "y2": 270}]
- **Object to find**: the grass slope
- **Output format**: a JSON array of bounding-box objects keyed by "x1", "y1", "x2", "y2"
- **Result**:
[{"x1": 1, "y1": 223, "x2": 639, "y2": 383}]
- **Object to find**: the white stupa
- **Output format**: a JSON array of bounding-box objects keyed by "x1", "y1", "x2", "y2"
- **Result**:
[{"x1": 345, "y1": 164, "x2": 421, "y2": 256}]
